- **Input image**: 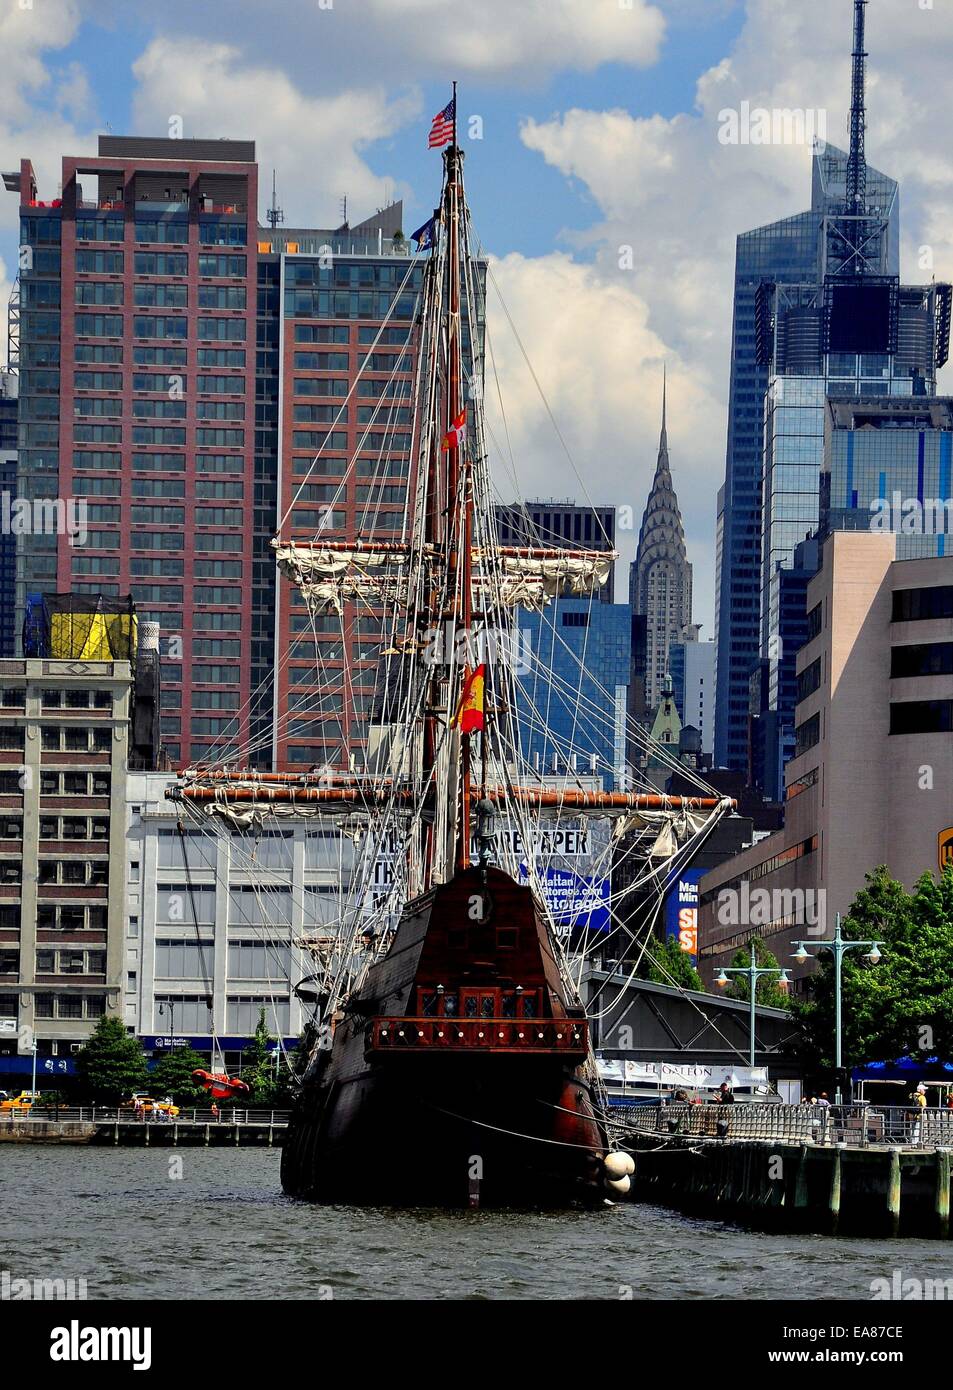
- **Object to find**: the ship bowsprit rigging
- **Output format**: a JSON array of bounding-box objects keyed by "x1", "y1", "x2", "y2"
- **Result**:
[{"x1": 165, "y1": 109, "x2": 734, "y2": 1205}]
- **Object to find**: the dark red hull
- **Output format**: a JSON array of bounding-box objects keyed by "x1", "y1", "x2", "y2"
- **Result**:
[{"x1": 282, "y1": 867, "x2": 609, "y2": 1207}]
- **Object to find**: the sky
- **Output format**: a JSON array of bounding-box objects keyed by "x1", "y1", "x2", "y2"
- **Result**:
[{"x1": 3, "y1": 0, "x2": 953, "y2": 631}]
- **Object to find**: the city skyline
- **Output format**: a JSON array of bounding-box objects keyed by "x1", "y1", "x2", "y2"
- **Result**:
[{"x1": 4, "y1": 2, "x2": 953, "y2": 634}]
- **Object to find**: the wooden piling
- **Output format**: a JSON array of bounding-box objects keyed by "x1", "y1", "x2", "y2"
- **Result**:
[
  {"x1": 829, "y1": 1143, "x2": 844, "y2": 1235},
  {"x1": 794, "y1": 1143, "x2": 809, "y2": 1219},
  {"x1": 887, "y1": 1148, "x2": 902, "y2": 1237},
  {"x1": 935, "y1": 1147, "x2": 950, "y2": 1239}
]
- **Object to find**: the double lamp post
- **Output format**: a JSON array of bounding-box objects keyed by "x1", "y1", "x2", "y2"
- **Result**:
[{"x1": 714, "y1": 915, "x2": 884, "y2": 1101}]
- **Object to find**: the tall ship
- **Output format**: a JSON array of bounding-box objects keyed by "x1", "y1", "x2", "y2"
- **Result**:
[{"x1": 171, "y1": 101, "x2": 729, "y2": 1206}]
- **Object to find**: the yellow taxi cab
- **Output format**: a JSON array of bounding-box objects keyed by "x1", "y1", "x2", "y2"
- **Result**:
[
  {"x1": 121, "y1": 1093, "x2": 179, "y2": 1116},
  {"x1": 0, "y1": 1090, "x2": 39, "y2": 1112}
]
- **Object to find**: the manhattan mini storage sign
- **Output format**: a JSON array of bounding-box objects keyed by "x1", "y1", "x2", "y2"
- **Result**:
[
  {"x1": 665, "y1": 868, "x2": 704, "y2": 958},
  {"x1": 509, "y1": 821, "x2": 612, "y2": 939}
]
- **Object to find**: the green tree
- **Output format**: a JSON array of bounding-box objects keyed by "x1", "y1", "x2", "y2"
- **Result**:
[
  {"x1": 791, "y1": 865, "x2": 953, "y2": 1077},
  {"x1": 642, "y1": 935, "x2": 704, "y2": 992},
  {"x1": 240, "y1": 1008, "x2": 293, "y2": 1104},
  {"x1": 726, "y1": 939, "x2": 791, "y2": 1010},
  {"x1": 148, "y1": 1046, "x2": 208, "y2": 1105},
  {"x1": 75, "y1": 1017, "x2": 148, "y2": 1103}
]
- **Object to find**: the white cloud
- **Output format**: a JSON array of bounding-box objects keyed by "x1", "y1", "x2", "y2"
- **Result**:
[
  {"x1": 130, "y1": 38, "x2": 420, "y2": 227},
  {"x1": 354, "y1": 0, "x2": 666, "y2": 80},
  {"x1": 143, "y1": 0, "x2": 666, "y2": 87},
  {"x1": 514, "y1": 0, "x2": 953, "y2": 628},
  {"x1": 0, "y1": 0, "x2": 100, "y2": 344},
  {"x1": 484, "y1": 251, "x2": 720, "y2": 605}
]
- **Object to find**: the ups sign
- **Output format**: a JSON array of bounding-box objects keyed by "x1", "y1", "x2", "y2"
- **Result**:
[{"x1": 939, "y1": 828, "x2": 953, "y2": 875}]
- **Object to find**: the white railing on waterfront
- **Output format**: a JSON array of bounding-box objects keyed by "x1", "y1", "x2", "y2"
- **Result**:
[
  {"x1": 0, "y1": 1107, "x2": 291, "y2": 1126},
  {"x1": 620, "y1": 1102, "x2": 953, "y2": 1148}
]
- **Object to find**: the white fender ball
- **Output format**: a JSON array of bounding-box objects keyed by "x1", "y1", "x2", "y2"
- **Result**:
[
  {"x1": 606, "y1": 1174, "x2": 631, "y2": 1195},
  {"x1": 604, "y1": 1151, "x2": 635, "y2": 1179}
]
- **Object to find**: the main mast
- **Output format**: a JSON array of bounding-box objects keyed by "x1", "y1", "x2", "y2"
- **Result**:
[{"x1": 443, "y1": 87, "x2": 475, "y2": 873}]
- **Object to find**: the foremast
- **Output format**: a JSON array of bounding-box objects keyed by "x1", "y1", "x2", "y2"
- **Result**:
[{"x1": 420, "y1": 90, "x2": 474, "y2": 887}]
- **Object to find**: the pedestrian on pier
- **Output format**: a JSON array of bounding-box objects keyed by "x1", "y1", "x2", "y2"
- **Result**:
[{"x1": 211, "y1": 1102, "x2": 220, "y2": 1122}]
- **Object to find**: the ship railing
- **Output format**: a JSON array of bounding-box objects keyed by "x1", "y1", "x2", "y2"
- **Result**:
[
  {"x1": 368, "y1": 1016, "x2": 588, "y2": 1055},
  {"x1": 622, "y1": 1103, "x2": 953, "y2": 1148}
]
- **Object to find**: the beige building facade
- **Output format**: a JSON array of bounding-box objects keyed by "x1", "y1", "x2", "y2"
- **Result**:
[{"x1": 698, "y1": 531, "x2": 953, "y2": 989}]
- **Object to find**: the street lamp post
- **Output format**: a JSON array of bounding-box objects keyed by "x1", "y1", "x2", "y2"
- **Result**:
[
  {"x1": 158, "y1": 1000, "x2": 176, "y2": 1048},
  {"x1": 715, "y1": 941, "x2": 791, "y2": 1069},
  {"x1": 792, "y1": 912, "x2": 884, "y2": 1104},
  {"x1": 30, "y1": 1038, "x2": 37, "y2": 1098}
]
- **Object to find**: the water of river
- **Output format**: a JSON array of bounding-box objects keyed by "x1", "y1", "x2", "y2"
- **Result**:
[{"x1": 2, "y1": 1147, "x2": 950, "y2": 1300}]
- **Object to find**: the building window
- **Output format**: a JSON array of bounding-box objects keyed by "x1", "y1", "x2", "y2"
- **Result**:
[
  {"x1": 889, "y1": 700, "x2": 953, "y2": 736},
  {"x1": 795, "y1": 658, "x2": 822, "y2": 705},
  {"x1": 890, "y1": 643, "x2": 953, "y2": 679},
  {"x1": 892, "y1": 587, "x2": 953, "y2": 623},
  {"x1": 793, "y1": 712, "x2": 820, "y2": 758}
]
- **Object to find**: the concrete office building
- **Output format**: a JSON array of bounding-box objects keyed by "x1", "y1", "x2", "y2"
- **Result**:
[
  {"x1": 125, "y1": 771, "x2": 370, "y2": 1066},
  {"x1": 0, "y1": 656, "x2": 133, "y2": 1059},
  {"x1": 698, "y1": 530, "x2": 953, "y2": 988},
  {"x1": 669, "y1": 635, "x2": 715, "y2": 758}
]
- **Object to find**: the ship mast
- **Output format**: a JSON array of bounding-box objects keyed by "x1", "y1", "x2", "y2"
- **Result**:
[{"x1": 443, "y1": 86, "x2": 474, "y2": 873}]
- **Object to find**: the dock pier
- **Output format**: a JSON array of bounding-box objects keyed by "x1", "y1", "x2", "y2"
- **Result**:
[
  {"x1": 0, "y1": 1108, "x2": 288, "y2": 1147},
  {"x1": 624, "y1": 1104, "x2": 953, "y2": 1237}
]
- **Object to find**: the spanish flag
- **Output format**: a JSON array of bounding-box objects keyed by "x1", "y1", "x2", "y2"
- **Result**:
[
  {"x1": 441, "y1": 406, "x2": 466, "y2": 451},
  {"x1": 453, "y1": 663, "x2": 485, "y2": 734}
]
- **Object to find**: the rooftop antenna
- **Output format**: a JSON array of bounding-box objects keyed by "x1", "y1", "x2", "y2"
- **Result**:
[
  {"x1": 340, "y1": 194, "x2": 348, "y2": 228},
  {"x1": 846, "y1": 0, "x2": 867, "y2": 213},
  {"x1": 266, "y1": 170, "x2": 284, "y2": 230}
]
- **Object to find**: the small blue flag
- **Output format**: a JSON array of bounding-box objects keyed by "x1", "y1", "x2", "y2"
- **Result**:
[{"x1": 411, "y1": 217, "x2": 436, "y2": 251}]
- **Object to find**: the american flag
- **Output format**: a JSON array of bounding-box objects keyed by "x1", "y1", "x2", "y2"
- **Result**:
[{"x1": 428, "y1": 98, "x2": 455, "y2": 149}]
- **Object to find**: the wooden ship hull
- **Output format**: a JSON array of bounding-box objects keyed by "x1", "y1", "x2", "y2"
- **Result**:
[{"x1": 281, "y1": 865, "x2": 609, "y2": 1207}]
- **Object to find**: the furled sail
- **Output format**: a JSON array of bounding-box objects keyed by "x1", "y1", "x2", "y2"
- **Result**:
[{"x1": 272, "y1": 538, "x2": 616, "y2": 614}]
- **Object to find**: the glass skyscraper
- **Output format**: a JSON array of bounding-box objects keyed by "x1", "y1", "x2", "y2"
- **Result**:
[
  {"x1": 714, "y1": 207, "x2": 822, "y2": 770},
  {"x1": 0, "y1": 371, "x2": 17, "y2": 657},
  {"x1": 714, "y1": 143, "x2": 900, "y2": 772},
  {"x1": 821, "y1": 395, "x2": 953, "y2": 559},
  {"x1": 514, "y1": 596, "x2": 630, "y2": 791}
]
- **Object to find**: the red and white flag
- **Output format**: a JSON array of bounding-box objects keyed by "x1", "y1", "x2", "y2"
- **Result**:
[
  {"x1": 428, "y1": 98, "x2": 455, "y2": 149},
  {"x1": 441, "y1": 407, "x2": 466, "y2": 451}
]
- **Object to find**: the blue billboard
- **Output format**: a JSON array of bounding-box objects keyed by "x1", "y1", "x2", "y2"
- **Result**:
[{"x1": 664, "y1": 868, "x2": 704, "y2": 959}]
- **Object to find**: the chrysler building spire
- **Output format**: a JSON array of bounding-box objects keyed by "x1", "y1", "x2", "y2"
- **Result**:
[{"x1": 630, "y1": 371, "x2": 693, "y2": 712}]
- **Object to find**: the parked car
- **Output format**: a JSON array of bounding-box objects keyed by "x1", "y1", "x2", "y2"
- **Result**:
[
  {"x1": 0, "y1": 1090, "x2": 39, "y2": 1112},
  {"x1": 121, "y1": 1094, "x2": 179, "y2": 1117}
]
